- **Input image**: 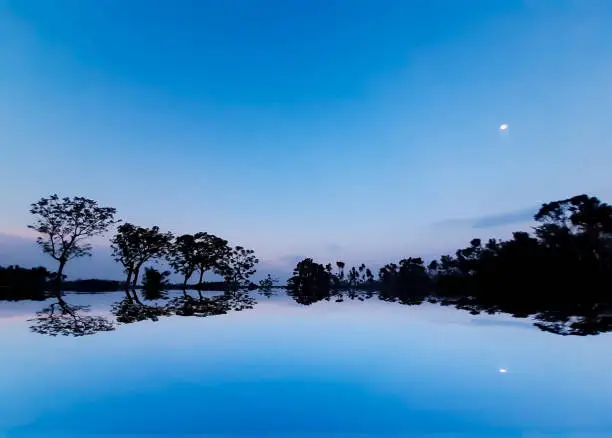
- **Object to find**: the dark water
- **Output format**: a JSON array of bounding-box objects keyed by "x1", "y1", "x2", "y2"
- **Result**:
[{"x1": 1, "y1": 291, "x2": 611, "y2": 438}]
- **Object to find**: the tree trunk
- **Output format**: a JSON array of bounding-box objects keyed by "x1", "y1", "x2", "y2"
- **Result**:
[
  {"x1": 132, "y1": 263, "x2": 142, "y2": 289},
  {"x1": 132, "y1": 290, "x2": 144, "y2": 305},
  {"x1": 125, "y1": 269, "x2": 133, "y2": 291},
  {"x1": 54, "y1": 259, "x2": 66, "y2": 298},
  {"x1": 198, "y1": 269, "x2": 205, "y2": 289}
]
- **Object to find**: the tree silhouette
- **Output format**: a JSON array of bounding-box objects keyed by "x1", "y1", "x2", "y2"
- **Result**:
[
  {"x1": 192, "y1": 233, "x2": 229, "y2": 289},
  {"x1": 427, "y1": 194, "x2": 612, "y2": 335},
  {"x1": 333, "y1": 261, "x2": 345, "y2": 288},
  {"x1": 287, "y1": 259, "x2": 378, "y2": 304},
  {"x1": 111, "y1": 223, "x2": 173, "y2": 288},
  {"x1": 216, "y1": 246, "x2": 258, "y2": 290},
  {"x1": 168, "y1": 234, "x2": 199, "y2": 289},
  {"x1": 287, "y1": 258, "x2": 332, "y2": 305},
  {"x1": 323, "y1": 262, "x2": 376, "y2": 301},
  {"x1": 257, "y1": 274, "x2": 279, "y2": 298},
  {"x1": 346, "y1": 263, "x2": 375, "y2": 300},
  {"x1": 28, "y1": 195, "x2": 118, "y2": 292},
  {"x1": 141, "y1": 267, "x2": 171, "y2": 300},
  {"x1": 379, "y1": 258, "x2": 431, "y2": 305}
]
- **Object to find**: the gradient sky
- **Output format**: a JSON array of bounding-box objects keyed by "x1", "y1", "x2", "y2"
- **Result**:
[{"x1": 1, "y1": 0, "x2": 611, "y2": 276}]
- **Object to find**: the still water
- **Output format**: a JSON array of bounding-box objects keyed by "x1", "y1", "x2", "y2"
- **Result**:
[{"x1": 1, "y1": 291, "x2": 611, "y2": 438}]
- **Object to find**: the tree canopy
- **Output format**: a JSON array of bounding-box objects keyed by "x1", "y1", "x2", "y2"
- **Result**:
[
  {"x1": 111, "y1": 223, "x2": 173, "y2": 288},
  {"x1": 28, "y1": 195, "x2": 118, "y2": 291},
  {"x1": 216, "y1": 246, "x2": 259, "y2": 290}
]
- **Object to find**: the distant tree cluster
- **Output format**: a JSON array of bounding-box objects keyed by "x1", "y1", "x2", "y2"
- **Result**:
[
  {"x1": 287, "y1": 194, "x2": 612, "y2": 336},
  {"x1": 61, "y1": 279, "x2": 125, "y2": 292},
  {"x1": 7, "y1": 195, "x2": 265, "y2": 337},
  {"x1": 0, "y1": 265, "x2": 51, "y2": 301},
  {"x1": 23, "y1": 194, "x2": 259, "y2": 298}
]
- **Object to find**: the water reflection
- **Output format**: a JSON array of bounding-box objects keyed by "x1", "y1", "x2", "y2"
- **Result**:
[
  {"x1": 2, "y1": 290, "x2": 611, "y2": 437},
  {"x1": 111, "y1": 290, "x2": 172, "y2": 324},
  {"x1": 166, "y1": 289, "x2": 255, "y2": 318},
  {"x1": 20, "y1": 288, "x2": 259, "y2": 337},
  {"x1": 286, "y1": 283, "x2": 612, "y2": 337},
  {"x1": 28, "y1": 296, "x2": 115, "y2": 337},
  {"x1": 0, "y1": 283, "x2": 607, "y2": 337}
]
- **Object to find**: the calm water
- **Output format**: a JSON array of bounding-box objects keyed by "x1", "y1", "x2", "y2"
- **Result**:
[{"x1": 1, "y1": 291, "x2": 611, "y2": 438}]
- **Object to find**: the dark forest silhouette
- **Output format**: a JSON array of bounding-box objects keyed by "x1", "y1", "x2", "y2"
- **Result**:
[
  {"x1": 0, "y1": 265, "x2": 50, "y2": 301},
  {"x1": 1, "y1": 193, "x2": 612, "y2": 336},
  {"x1": 286, "y1": 194, "x2": 612, "y2": 336}
]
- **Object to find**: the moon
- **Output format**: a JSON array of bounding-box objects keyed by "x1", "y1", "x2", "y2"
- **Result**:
[
  {"x1": 499, "y1": 123, "x2": 509, "y2": 131},
  {"x1": 498, "y1": 368, "x2": 508, "y2": 373}
]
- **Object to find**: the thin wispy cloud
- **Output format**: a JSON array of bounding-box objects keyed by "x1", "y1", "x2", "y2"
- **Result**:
[
  {"x1": 433, "y1": 206, "x2": 538, "y2": 230},
  {"x1": 472, "y1": 207, "x2": 537, "y2": 229}
]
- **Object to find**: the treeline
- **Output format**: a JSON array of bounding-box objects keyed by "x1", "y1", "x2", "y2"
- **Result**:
[
  {"x1": 5, "y1": 192, "x2": 612, "y2": 337},
  {"x1": 0, "y1": 269, "x2": 248, "y2": 297},
  {"x1": 21, "y1": 194, "x2": 262, "y2": 297},
  {"x1": 287, "y1": 194, "x2": 612, "y2": 336},
  {"x1": 0, "y1": 265, "x2": 51, "y2": 301},
  {"x1": 0, "y1": 266, "x2": 128, "y2": 298}
]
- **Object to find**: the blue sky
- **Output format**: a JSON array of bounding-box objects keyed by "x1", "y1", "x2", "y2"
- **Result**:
[{"x1": 1, "y1": 0, "x2": 611, "y2": 277}]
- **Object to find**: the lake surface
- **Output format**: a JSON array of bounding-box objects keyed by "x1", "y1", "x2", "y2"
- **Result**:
[{"x1": 1, "y1": 291, "x2": 611, "y2": 438}]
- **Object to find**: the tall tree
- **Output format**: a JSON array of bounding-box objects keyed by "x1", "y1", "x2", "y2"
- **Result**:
[
  {"x1": 111, "y1": 223, "x2": 173, "y2": 288},
  {"x1": 192, "y1": 232, "x2": 229, "y2": 289},
  {"x1": 216, "y1": 246, "x2": 259, "y2": 289},
  {"x1": 28, "y1": 195, "x2": 118, "y2": 293},
  {"x1": 286, "y1": 258, "x2": 332, "y2": 305},
  {"x1": 168, "y1": 234, "x2": 199, "y2": 289},
  {"x1": 334, "y1": 261, "x2": 346, "y2": 287}
]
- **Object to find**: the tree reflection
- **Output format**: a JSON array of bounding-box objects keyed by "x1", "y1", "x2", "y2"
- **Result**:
[
  {"x1": 167, "y1": 291, "x2": 228, "y2": 317},
  {"x1": 111, "y1": 290, "x2": 171, "y2": 324},
  {"x1": 533, "y1": 311, "x2": 612, "y2": 337},
  {"x1": 15, "y1": 285, "x2": 612, "y2": 338},
  {"x1": 257, "y1": 274, "x2": 279, "y2": 298},
  {"x1": 26, "y1": 287, "x2": 259, "y2": 337},
  {"x1": 167, "y1": 289, "x2": 256, "y2": 317},
  {"x1": 218, "y1": 289, "x2": 257, "y2": 311},
  {"x1": 29, "y1": 296, "x2": 114, "y2": 337}
]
